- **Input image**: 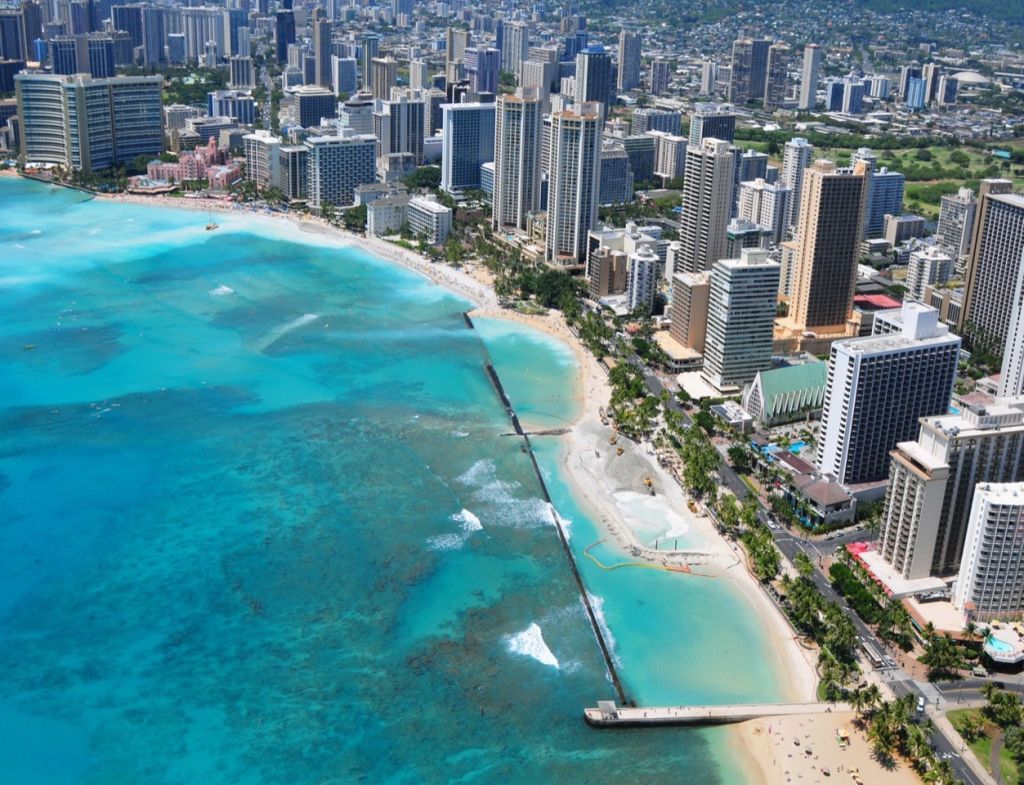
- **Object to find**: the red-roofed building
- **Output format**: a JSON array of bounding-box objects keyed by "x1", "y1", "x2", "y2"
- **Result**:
[{"x1": 853, "y1": 293, "x2": 903, "y2": 311}]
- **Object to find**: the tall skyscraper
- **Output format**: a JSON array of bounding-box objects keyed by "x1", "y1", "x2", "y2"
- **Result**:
[
  {"x1": 880, "y1": 398, "x2": 1024, "y2": 579},
  {"x1": 651, "y1": 58, "x2": 670, "y2": 96},
  {"x1": 738, "y1": 178, "x2": 791, "y2": 244},
  {"x1": 274, "y1": 10, "x2": 295, "y2": 63},
  {"x1": 935, "y1": 186, "x2": 977, "y2": 262},
  {"x1": 763, "y1": 43, "x2": 790, "y2": 110},
  {"x1": 669, "y1": 272, "x2": 711, "y2": 352},
  {"x1": 330, "y1": 56, "x2": 357, "y2": 97},
  {"x1": 899, "y1": 63, "x2": 922, "y2": 100},
  {"x1": 370, "y1": 57, "x2": 397, "y2": 101},
  {"x1": 141, "y1": 6, "x2": 165, "y2": 65},
  {"x1": 312, "y1": 14, "x2": 332, "y2": 89},
  {"x1": 817, "y1": 302, "x2": 960, "y2": 486},
  {"x1": 626, "y1": 246, "x2": 660, "y2": 312},
  {"x1": 961, "y1": 181, "x2": 1024, "y2": 354},
  {"x1": 728, "y1": 37, "x2": 771, "y2": 104},
  {"x1": 358, "y1": 33, "x2": 379, "y2": 91},
  {"x1": 440, "y1": 101, "x2": 495, "y2": 194},
  {"x1": 409, "y1": 59, "x2": 429, "y2": 91},
  {"x1": 676, "y1": 137, "x2": 734, "y2": 274},
  {"x1": 502, "y1": 21, "x2": 529, "y2": 80},
  {"x1": 230, "y1": 55, "x2": 255, "y2": 89},
  {"x1": 922, "y1": 62, "x2": 941, "y2": 104},
  {"x1": 780, "y1": 136, "x2": 813, "y2": 231},
  {"x1": 545, "y1": 102, "x2": 602, "y2": 266},
  {"x1": 576, "y1": 45, "x2": 613, "y2": 119},
  {"x1": 464, "y1": 46, "x2": 499, "y2": 95},
  {"x1": 15, "y1": 72, "x2": 163, "y2": 173},
  {"x1": 798, "y1": 44, "x2": 821, "y2": 110},
  {"x1": 304, "y1": 132, "x2": 376, "y2": 210},
  {"x1": 616, "y1": 29, "x2": 641, "y2": 92},
  {"x1": 373, "y1": 92, "x2": 425, "y2": 164},
  {"x1": 701, "y1": 248, "x2": 780, "y2": 392},
  {"x1": 493, "y1": 88, "x2": 542, "y2": 232},
  {"x1": 446, "y1": 26, "x2": 471, "y2": 66},
  {"x1": 952, "y1": 482, "x2": 1024, "y2": 622},
  {"x1": 782, "y1": 160, "x2": 867, "y2": 333},
  {"x1": 998, "y1": 249, "x2": 1024, "y2": 399},
  {"x1": 699, "y1": 60, "x2": 716, "y2": 96},
  {"x1": 688, "y1": 103, "x2": 734, "y2": 148}
]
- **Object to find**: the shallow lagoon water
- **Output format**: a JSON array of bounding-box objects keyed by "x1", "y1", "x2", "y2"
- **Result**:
[{"x1": 1, "y1": 178, "x2": 781, "y2": 784}]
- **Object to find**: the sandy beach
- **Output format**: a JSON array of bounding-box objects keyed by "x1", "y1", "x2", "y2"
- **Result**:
[
  {"x1": 740, "y1": 711, "x2": 924, "y2": 785},
  {"x1": 90, "y1": 184, "x2": 824, "y2": 781}
]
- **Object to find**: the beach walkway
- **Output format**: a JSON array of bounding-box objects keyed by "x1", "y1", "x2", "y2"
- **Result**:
[{"x1": 584, "y1": 701, "x2": 850, "y2": 727}]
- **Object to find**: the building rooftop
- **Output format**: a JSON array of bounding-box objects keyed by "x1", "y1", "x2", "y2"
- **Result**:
[{"x1": 753, "y1": 363, "x2": 828, "y2": 420}]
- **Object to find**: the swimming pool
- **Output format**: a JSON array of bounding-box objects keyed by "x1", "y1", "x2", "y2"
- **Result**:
[
  {"x1": 986, "y1": 635, "x2": 1014, "y2": 653},
  {"x1": 789, "y1": 441, "x2": 807, "y2": 453}
]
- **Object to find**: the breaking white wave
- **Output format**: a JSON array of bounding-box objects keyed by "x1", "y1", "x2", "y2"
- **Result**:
[
  {"x1": 453, "y1": 508, "x2": 482, "y2": 532},
  {"x1": 449, "y1": 430, "x2": 470, "y2": 438},
  {"x1": 505, "y1": 622, "x2": 559, "y2": 669},
  {"x1": 456, "y1": 459, "x2": 551, "y2": 528},
  {"x1": 210, "y1": 285, "x2": 234, "y2": 296},
  {"x1": 586, "y1": 593, "x2": 621, "y2": 668}
]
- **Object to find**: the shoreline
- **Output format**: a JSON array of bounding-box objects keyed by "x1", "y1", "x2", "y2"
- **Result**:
[{"x1": 48, "y1": 180, "x2": 819, "y2": 784}]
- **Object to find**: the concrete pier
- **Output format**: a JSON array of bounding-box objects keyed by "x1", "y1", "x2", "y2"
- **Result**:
[{"x1": 584, "y1": 701, "x2": 849, "y2": 727}]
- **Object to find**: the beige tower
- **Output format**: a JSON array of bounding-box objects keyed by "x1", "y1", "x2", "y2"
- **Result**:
[
  {"x1": 676, "y1": 137, "x2": 734, "y2": 274},
  {"x1": 782, "y1": 160, "x2": 868, "y2": 336}
]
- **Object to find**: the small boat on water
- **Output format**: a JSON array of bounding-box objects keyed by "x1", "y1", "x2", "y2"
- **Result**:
[{"x1": 205, "y1": 209, "x2": 219, "y2": 231}]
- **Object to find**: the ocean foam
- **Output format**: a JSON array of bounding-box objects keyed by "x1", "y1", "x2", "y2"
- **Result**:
[
  {"x1": 454, "y1": 508, "x2": 482, "y2": 532},
  {"x1": 456, "y1": 460, "x2": 550, "y2": 528},
  {"x1": 505, "y1": 623, "x2": 559, "y2": 669},
  {"x1": 426, "y1": 533, "x2": 465, "y2": 552},
  {"x1": 210, "y1": 285, "x2": 234, "y2": 296},
  {"x1": 586, "y1": 593, "x2": 620, "y2": 668},
  {"x1": 259, "y1": 313, "x2": 319, "y2": 350}
]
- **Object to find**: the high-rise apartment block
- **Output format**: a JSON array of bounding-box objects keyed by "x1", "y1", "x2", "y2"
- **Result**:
[
  {"x1": 493, "y1": 88, "x2": 542, "y2": 232},
  {"x1": 676, "y1": 137, "x2": 734, "y2": 274},
  {"x1": 440, "y1": 101, "x2": 495, "y2": 194},
  {"x1": 936, "y1": 186, "x2": 977, "y2": 263},
  {"x1": 953, "y1": 483, "x2": 1024, "y2": 622},
  {"x1": 16, "y1": 72, "x2": 162, "y2": 173},
  {"x1": 545, "y1": 102, "x2": 602, "y2": 267},
  {"x1": 374, "y1": 93, "x2": 425, "y2": 164},
  {"x1": 630, "y1": 107, "x2": 682, "y2": 136},
  {"x1": 701, "y1": 248, "x2": 780, "y2": 392},
  {"x1": 738, "y1": 178, "x2": 791, "y2": 244},
  {"x1": 305, "y1": 132, "x2": 376, "y2": 210},
  {"x1": 781, "y1": 136, "x2": 813, "y2": 231},
  {"x1": 880, "y1": 398, "x2": 1024, "y2": 579},
  {"x1": 728, "y1": 37, "x2": 771, "y2": 104},
  {"x1": 688, "y1": 103, "x2": 735, "y2": 147},
  {"x1": 763, "y1": 43, "x2": 790, "y2": 110},
  {"x1": 626, "y1": 246, "x2": 659, "y2": 312},
  {"x1": 616, "y1": 29, "x2": 641, "y2": 92},
  {"x1": 668, "y1": 272, "x2": 711, "y2": 353},
  {"x1": 781, "y1": 160, "x2": 867, "y2": 334},
  {"x1": 650, "y1": 59, "x2": 670, "y2": 96},
  {"x1": 502, "y1": 21, "x2": 530, "y2": 79},
  {"x1": 799, "y1": 44, "x2": 821, "y2": 110},
  {"x1": 960, "y1": 181, "x2": 1024, "y2": 355},
  {"x1": 817, "y1": 303, "x2": 959, "y2": 486}
]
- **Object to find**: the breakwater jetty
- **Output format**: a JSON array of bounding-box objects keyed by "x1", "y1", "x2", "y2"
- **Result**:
[
  {"x1": 584, "y1": 701, "x2": 848, "y2": 728},
  {"x1": 484, "y1": 362, "x2": 627, "y2": 706}
]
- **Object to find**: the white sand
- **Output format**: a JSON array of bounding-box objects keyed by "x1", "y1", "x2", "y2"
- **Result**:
[{"x1": 740, "y1": 711, "x2": 925, "y2": 785}]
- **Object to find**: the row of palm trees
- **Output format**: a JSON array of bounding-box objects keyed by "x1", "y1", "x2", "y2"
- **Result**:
[{"x1": 849, "y1": 690, "x2": 958, "y2": 784}]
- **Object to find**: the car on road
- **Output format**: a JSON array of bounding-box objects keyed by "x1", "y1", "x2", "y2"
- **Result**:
[
  {"x1": 916, "y1": 697, "x2": 925, "y2": 715},
  {"x1": 972, "y1": 665, "x2": 989, "y2": 677}
]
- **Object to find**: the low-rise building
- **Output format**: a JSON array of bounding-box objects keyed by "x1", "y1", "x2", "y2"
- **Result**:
[{"x1": 741, "y1": 362, "x2": 828, "y2": 427}]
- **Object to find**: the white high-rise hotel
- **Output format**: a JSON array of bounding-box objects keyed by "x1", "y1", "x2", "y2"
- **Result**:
[
  {"x1": 701, "y1": 248, "x2": 780, "y2": 392},
  {"x1": 953, "y1": 482, "x2": 1024, "y2": 622},
  {"x1": 545, "y1": 102, "x2": 602, "y2": 266},
  {"x1": 817, "y1": 302, "x2": 960, "y2": 486},
  {"x1": 676, "y1": 137, "x2": 734, "y2": 274},
  {"x1": 492, "y1": 88, "x2": 542, "y2": 232}
]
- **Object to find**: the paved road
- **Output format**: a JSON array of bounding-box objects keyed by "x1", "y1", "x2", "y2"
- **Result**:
[{"x1": 631, "y1": 363, "x2": 987, "y2": 784}]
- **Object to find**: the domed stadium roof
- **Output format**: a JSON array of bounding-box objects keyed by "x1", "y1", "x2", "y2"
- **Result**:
[{"x1": 951, "y1": 70, "x2": 990, "y2": 84}]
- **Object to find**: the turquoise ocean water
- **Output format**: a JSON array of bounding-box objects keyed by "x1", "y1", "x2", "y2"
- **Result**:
[{"x1": 0, "y1": 178, "x2": 784, "y2": 784}]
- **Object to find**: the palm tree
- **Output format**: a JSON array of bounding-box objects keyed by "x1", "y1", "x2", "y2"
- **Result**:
[{"x1": 981, "y1": 680, "x2": 1000, "y2": 704}]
